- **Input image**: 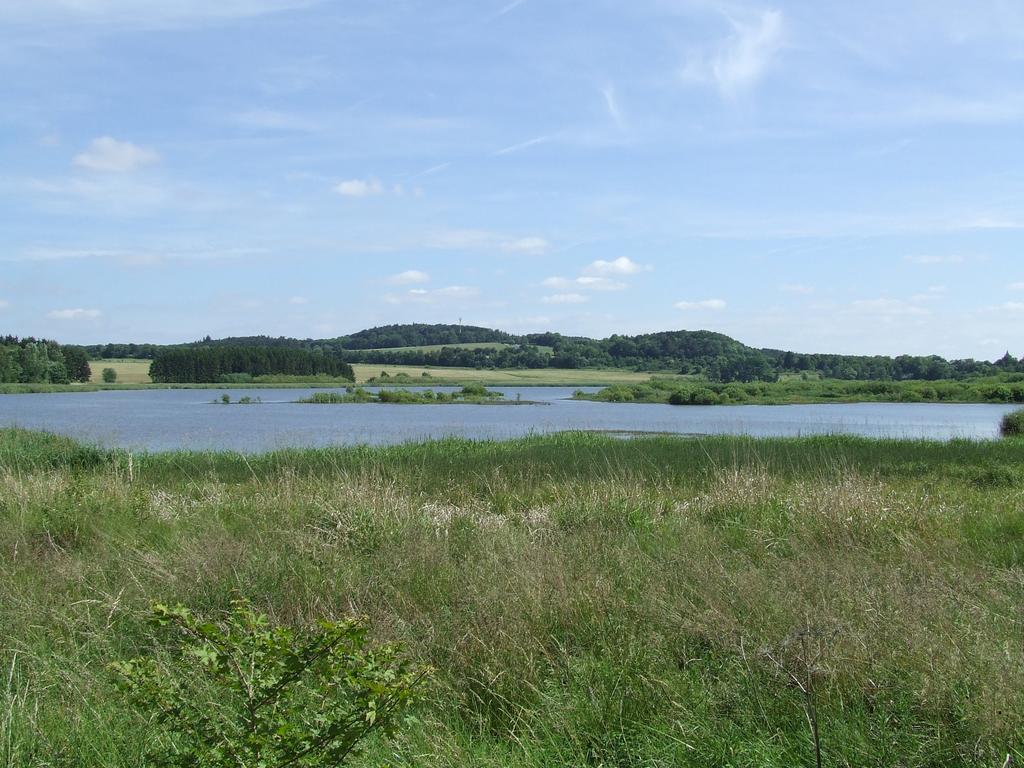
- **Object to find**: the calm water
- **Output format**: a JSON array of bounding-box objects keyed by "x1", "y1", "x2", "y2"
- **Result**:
[{"x1": 0, "y1": 387, "x2": 1016, "y2": 452}]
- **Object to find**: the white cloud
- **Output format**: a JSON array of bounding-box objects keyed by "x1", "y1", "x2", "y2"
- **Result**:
[
  {"x1": 0, "y1": 300, "x2": 9, "y2": 310},
  {"x1": 1008, "y1": 282, "x2": 1024, "y2": 291},
  {"x1": 542, "y1": 293, "x2": 588, "y2": 305},
  {"x1": 287, "y1": 296, "x2": 309, "y2": 305},
  {"x1": 73, "y1": 137, "x2": 160, "y2": 173},
  {"x1": 388, "y1": 270, "x2": 431, "y2": 285},
  {"x1": 542, "y1": 276, "x2": 626, "y2": 291},
  {"x1": 47, "y1": 308, "x2": 102, "y2": 320},
  {"x1": 681, "y1": 9, "x2": 785, "y2": 98},
  {"x1": 384, "y1": 285, "x2": 480, "y2": 304},
  {"x1": 675, "y1": 299, "x2": 726, "y2": 311},
  {"x1": 583, "y1": 257, "x2": 651, "y2": 276},
  {"x1": 335, "y1": 178, "x2": 384, "y2": 197}
]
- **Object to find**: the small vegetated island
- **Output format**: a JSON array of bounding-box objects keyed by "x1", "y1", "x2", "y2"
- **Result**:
[{"x1": 296, "y1": 383, "x2": 535, "y2": 404}]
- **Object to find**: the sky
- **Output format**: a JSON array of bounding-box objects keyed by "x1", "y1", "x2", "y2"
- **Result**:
[{"x1": 1, "y1": 0, "x2": 1023, "y2": 358}]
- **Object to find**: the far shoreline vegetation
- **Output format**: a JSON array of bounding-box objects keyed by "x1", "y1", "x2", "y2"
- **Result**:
[
  {"x1": 578, "y1": 376, "x2": 1024, "y2": 407},
  {"x1": 2, "y1": 324, "x2": 1023, "y2": 405}
]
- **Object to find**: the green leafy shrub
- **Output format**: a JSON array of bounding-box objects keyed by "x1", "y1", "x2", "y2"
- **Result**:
[
  {"x1": 689, "y1": 387, "x2": 718, "y2": 405},
  {"x1": 1001, "y1": 409, "x2": 1024, "y2": 438},
  {"x1": 217, "y1": 373, "x2": 253, "y2": 384},
  {"x1": 110, "y1": 599, "x2": 424, "y2": 768},
  {"x1": 459, "y1": 383, "x2": 499, "y2": 399},
  {"x1": 101, "y1": 367, "x2": 118, "y2": 383}
]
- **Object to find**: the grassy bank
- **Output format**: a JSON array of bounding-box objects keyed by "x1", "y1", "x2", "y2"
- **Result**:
[
  {"x1": 2, "y1": 428, "x2": 1023, "y2": 766},
  {"x1": 582, "y1": 376, "x2": 1024, "y2": 405}
]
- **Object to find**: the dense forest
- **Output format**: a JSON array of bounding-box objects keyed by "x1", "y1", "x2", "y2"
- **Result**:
[
  {"x1": 81, "y1": 323, "x2": 1024, "y2": 384},
  {"x1": 148, "y1": 346, "x2": 354, "y2": 384},
  {"x1": 0, "y1": 337, "x2": 91, "y2": 384}
]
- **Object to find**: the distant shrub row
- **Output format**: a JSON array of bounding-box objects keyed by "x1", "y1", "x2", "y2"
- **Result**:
[{"x1": 586, "y1": 378, "x2": 1024, "y2": 406}]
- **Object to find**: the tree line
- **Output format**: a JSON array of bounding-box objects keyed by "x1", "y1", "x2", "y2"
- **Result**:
[
  {"x1": 0, "y1": 336, "x2": 91, "y2": 384},
  {"x1": 80, "y1": 324, "x2": 1024, "y2": 385},
  {"x1": 148, "y1": 346, "x2": 354, "y2": 383}
]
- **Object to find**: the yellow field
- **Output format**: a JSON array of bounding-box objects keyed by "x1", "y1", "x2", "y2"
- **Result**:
[
  {"x1": 351, "y1": 364, "x2": 664, "y2": 386},
  {"x1": 85, "y1": 358, "x2": 663, "y2": 387},
  {"x1": 89, "y1": 359, "x2": 152, "y2": 384}
]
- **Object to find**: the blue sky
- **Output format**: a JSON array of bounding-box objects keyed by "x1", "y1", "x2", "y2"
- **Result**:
[{"x1": 1, "y1": 0, "x2": 1023, "y2": 357}]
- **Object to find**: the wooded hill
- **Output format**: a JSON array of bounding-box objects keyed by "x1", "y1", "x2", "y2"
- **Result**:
[{"x1": 82, "y1": 323, "x2": 1024, "y2": 384}]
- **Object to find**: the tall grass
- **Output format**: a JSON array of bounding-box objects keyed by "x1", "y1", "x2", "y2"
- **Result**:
[
  {"x1": 0, "y1": 429, "x2": 1022, "y2": 766},
  {"x1": 1001, "y1": 408, "x2": 1024, "y2": 437}
]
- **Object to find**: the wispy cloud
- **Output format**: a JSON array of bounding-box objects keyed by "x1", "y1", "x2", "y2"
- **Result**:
[
  {"x1": 1, "y1": 1, "x2": 319, "y2": 30},
  {"x1": 681, "y1": 8, "x2": 785, "y2": 99},
  {"x1": 541, "y1": 292, "x2": 588, "y2": 305},
  {"x1": 602, "y1": 84, "x2": 626, "y2": 131},
  {"x1": 46, "y1": 308, "x2": 102, "y2": 320},
  {"x1": 675, "y1": 299, "x2": 726, "y2": 311},
  {"x1": 335, "y1": 178, "x2": 384, "y2": 197},
  {"x1": 542, "y1": 276, "x2": 626, "y2": 292},
  {"x1": 426, "y1": 229, "x2": 550, "y2": 255},
  {"x1": 73, "y1": 137, "x2": 160, "y2": 173},
  {"x1": 388, "y1": 270, "x2": 430, "y2": 285},
  {"x1": 493, "y1": 135, "x2": 551, "y2": 156},
  {"x1": 384, "y1": 285, "x2": 480, "y2": 305},
  {"x1": 584, "y1": 257, "x2": 651, "y2": 276},
  {"x1": 495, "y1": 0, "x2": 528, "y2": 17}
]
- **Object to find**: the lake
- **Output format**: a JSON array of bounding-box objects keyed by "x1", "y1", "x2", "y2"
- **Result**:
[{"x1": 0, "y1": 386, "x2": 1017, "y2": 451}]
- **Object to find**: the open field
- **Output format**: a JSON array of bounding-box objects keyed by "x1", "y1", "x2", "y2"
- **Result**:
[
  {"x1": 88, "y1": 358, "x2": 152, "y2": 384},
  {"x1": 352, "y1": 363, "x2": 663, "y2": 386},
  {"x1": 1, "y1": 428, "x2": 1022, "y2": 766},
  {"x1": 0, "y1": 365, "x2": 664, "y2": 393}
]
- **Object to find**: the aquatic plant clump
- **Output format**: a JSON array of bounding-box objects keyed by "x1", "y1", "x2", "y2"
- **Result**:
[{"x1": 1001, "y1": 409, "x2": 1024, "y2": 437}]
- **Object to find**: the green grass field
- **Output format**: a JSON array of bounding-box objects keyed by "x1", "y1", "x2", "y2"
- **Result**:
[{"x1": 1, "y1": 428, "x2": 1022, "y2": 766}]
